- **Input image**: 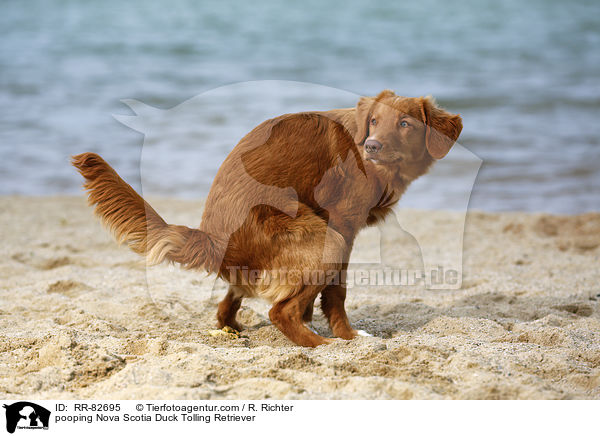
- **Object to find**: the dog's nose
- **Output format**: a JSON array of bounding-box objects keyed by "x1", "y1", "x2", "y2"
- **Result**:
[{"x1": 365, "y1": 139, "x2": 383, "y2": 154}]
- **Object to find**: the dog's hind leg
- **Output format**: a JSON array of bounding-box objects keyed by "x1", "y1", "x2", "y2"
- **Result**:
[
  {"x1": 269, "y1": 285, "x2": 332, "y2": 347},
  {"x1": 302, "y1": 299, "x2": 315, "y2": 323},
  {"x1": 216, "y1": 286, "x2": 244, "y2": 331},
  {"x1": 303, "y1": 298, "x2": 323, "y2": 335}
]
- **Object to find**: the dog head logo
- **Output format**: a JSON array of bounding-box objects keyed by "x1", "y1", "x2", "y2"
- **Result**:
[
  {"x1": 114, "y1": 82, "x2": 480, "y2": 293},
  {"x1": 2, "y1": 402, "x2": 50, "y2": 434}
]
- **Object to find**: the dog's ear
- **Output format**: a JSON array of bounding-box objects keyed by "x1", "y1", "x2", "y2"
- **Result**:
[
  {"x1": 420, "y1": 96, "x2": 463, "y2": 159},
  {"x1": 354, "y1": 96, "x2": 375, "y2": 145}
]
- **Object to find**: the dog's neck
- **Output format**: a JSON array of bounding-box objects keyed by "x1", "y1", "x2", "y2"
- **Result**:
[
  {"x1": 320, "y1": 108, "x2": 359, "y2": 141},
  {"x1": 366, "y1": 152, "x2": 435, "y2": 211}
]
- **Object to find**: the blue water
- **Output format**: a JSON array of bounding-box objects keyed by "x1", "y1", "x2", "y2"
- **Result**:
[{"x1": 1, "y1": 0, "x2": 599, "y2": 213}]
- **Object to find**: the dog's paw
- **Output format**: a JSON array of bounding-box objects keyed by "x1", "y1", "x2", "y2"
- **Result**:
[{"x1": 356, "y1": 329, "x2": 373, "y2": 337}]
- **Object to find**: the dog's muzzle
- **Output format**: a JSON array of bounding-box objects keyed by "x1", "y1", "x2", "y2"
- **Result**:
[{"x1": 364, "y1": 139, "x2": 383, "y2": 154}]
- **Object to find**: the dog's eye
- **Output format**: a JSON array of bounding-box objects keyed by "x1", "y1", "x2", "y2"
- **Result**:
[
  {"x1": 370, "y1": 118, "x2": 377, "y2": 126},
  {"x1": 400, "y1": 121, "x2": 409, "y2": 128}
]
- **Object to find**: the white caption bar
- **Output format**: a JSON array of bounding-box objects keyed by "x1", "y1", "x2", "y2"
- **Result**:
[{"x1": 0, "y1": 400, "x2": 595, "y2": 436}]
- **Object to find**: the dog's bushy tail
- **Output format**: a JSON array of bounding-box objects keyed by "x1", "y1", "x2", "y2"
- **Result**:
[{"x1": 71, "y1": 153, "x2": 224, "y2": 272}]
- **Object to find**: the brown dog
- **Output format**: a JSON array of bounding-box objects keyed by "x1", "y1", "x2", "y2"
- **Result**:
[{"x1": 72, "y1": 89, "x2": 462, "y2": 347}]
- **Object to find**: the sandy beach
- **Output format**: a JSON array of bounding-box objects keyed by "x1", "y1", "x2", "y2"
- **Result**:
[{"x1": 1, "y1": 196, "x2": 599, "y2": 400}]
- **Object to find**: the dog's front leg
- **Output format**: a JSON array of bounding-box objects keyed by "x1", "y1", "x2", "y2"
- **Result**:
[{"x1": 321, "y1": 283, "x2": 372, "y2": 339}]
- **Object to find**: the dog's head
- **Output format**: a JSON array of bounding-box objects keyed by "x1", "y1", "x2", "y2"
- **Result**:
[{"x1": 354, "y1": 90, "x2": 462, "y2": 165}]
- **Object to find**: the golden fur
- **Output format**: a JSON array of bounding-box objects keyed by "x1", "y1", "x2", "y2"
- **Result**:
[{"x1": 72, "y1": 90, "x2": 462, "y2": 347}]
